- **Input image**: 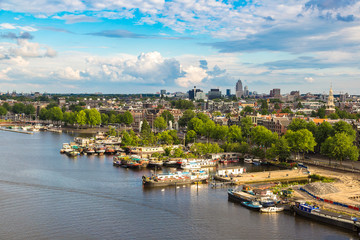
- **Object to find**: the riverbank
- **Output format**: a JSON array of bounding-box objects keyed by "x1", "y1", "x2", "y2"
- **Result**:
[
  {"x1": 60, "y1": 126, "x2": 109, "y2": 134},
  {"x1": 215, "y1": 169, "x2": 310, "y2": 184},
  {"x1": 292, "y1": 165, "x2": 360, "y2": 217}
]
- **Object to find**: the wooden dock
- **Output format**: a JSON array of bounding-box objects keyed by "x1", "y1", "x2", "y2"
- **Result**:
[
  {"x1": 215, "y1": 169, "x2": 310, "y2": 185},
  {"x1": 0, "y1": 127, "x2": 33, "y2": 135}
]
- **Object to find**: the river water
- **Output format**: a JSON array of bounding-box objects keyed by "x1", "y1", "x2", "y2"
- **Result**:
[{"x1": 0, "y1": 131, "x2": 356, "y2": 239}]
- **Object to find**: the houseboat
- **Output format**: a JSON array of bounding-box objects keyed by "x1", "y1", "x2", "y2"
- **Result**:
[{"x1": 292, "y1": 201, "x2": 360, "y2": 233}]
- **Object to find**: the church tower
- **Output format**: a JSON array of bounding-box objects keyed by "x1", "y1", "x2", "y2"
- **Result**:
[{"x1": 325, "y1": 84, "x2": 336, "y2": 115}]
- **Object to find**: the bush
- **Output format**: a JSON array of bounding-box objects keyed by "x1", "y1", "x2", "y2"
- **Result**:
[{"x1": 309, "y1": 174, "x2": 334, "y2": 183}]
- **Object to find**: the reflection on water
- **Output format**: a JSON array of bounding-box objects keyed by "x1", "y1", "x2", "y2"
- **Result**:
[{"x1": 0, "y1": 131, "x2": 356, "y2": 239}]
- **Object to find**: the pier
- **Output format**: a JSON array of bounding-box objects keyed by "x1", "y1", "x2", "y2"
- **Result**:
[
  {"x1": 215, "y1": 169, "x2": 310, "y2": 185},
  {"x1": 0, "y1": 127, "x2": 34, "y2": 135}
]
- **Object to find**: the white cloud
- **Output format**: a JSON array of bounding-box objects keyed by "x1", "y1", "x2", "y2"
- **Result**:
[
  {"x1": 53, "y1": 14, "x2": 99, "y2": 24},
  {"x1": 0, "y1": 67, "x2": 12, "y2": 81},
  {"x1": 90, "y1": 51, "x2": 182, "y2": 84},
  {"x1": 304, "y1": 77, "x2": 314, "y2": 82},
  {"x1": 0, "y1": 23, "x2": 37, "y2": 31},
  {"x1": 0, "y1": 23, "x2": 16, "y2": 29},
  {"x1": 9, "y1": 39, "x2": 57, "y2": 58},
  {"x1": 175, "y1": 66, "x2": 207, "y2": 87},
  {"x1": 52, "y1": 67, "x2": 85, "y2": 80}
]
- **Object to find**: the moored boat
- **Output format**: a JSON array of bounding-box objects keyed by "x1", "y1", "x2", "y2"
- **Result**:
[
  {"x1": 181, "y1": 160, "x2": 201, "y2": 170},
  {"x1": 96, "y1": 146, "x2": 106, "y2": 155},
  {"x1": 252, "y1": 159, "x2": 262, "y2": 166},
  {"x1": 292, "y1": 202, "x2": 360, "y2": 233},
  {"x1": 227, "y1": 189, "x2": 257, "y2": 203},
  {"x1": 244, "y1": 158, "x2": 253, "y2": 164},
  {"x1": 60, "y1": 143, "x2": 73, "y2": 153},
  {"x1": 148, "y1": 159, "x2": 163, "y2": 168},
  {"x1": 260, "y1": 206, "x2": 284, "y2": 213},
  {"x1": 240, "y1": 201, "x2": 263, "y2": 210},
  {"x1": 105, "y1": 146, "x2": 116, "y2": 154},
  {"x1": 142, "y1": 172, "x2": 192, "y2": 187},
  {"x1": 85, "y1": 147, "x2": 96, "y2": 155},
  {"x1": 260, "y1": 197, "x2": 276, "y2": 207}
]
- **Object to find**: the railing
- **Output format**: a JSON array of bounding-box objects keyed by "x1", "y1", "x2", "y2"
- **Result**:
[
  {"x1": 300, "y1": 159, "x2": 360, "y2": 174},
  {"x1": 300, "y1": 187, "x2": 360, "y2": 212}
]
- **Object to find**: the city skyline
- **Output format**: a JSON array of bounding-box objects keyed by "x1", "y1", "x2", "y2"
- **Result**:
[{"x1": 1, "y1": 1, "x2": 360, "y2": 94}]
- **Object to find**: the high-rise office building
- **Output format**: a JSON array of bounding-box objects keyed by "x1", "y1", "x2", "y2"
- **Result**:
[
  {"x1": 188, "y1": 86, "x2": 203, "y2": 100},
  {"x1": 208, "y1": 89, "x2": 222, "y2": 100},
  {"x1": 226, "y1": 89, "x2": 231, "y2": 96},
  {"x1": 244, "y1": 86, "x2": 249, "y2": 97},
  {"x1": 160, "y1": 89, "x2": 166, "y2": 97},
  {"x1": 270, "y1": 88, "x2": 281, "y2": 98},
  {"x1": 235, "y1": 80, "x2": 243, "y2": 98}
]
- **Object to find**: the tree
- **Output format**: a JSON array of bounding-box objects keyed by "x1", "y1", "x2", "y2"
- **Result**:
[
  {"x1": 0, "y1": 106, "x2": 7, "y2": 116},
  {"x1": 227, "y1": 125, "x2": 243, "y2": 143},
  {"x1": 107, "y1": 126, "x2": 117, "y2": 136},
  {"x1": 186, "y1": 130, "x2": 197, "y2": 144},
  {"x1": 212, "y1": 111, "x2": 221, "y2": 117},
  {"x1": 109, "y1": 113, "x2": 117, "y2": 124},
  {"x1": 171, "y1": 99, "x2": 195, "y2": 109},
  {"x1": 242, "y1": 106, "x2": 254, "y2": 115},
  {"x1": 168, "y1": 130, "x2": 180, "y2": 144},
  {"x1": 188, "y1": 117, "x2": 204, "y2": 134},
  {"x1": 141, "y1": 119, "x2": 151, "y2": 136},
  {"x1": 240, "y1": 117, "x2": 253, "y2": 140},
  {"x1": 287, "y1": 118, "x2": 307, "y2": 132},
  {"x1": 49, "y1": 107, "x2": 63, "y2": 122},
  {"x1": 121, "y1": 131, "x2": 133, "y2": 146},
  {"x1": 87, "y1": 109, "x2": 101, "y2": 127},
  {"x1": 267, "y1": 136, "x2": 291, "y2": 162},
  {"x1": 154, "y1": 116, "x2": 167, "y2": 132},
  {"x1": 68, "y1": 112, "x2": 77, "y2": 125},
  {"x1": 46, "y1": 102, "x2": 58, "y2": 110},
  {"x1": 306, "y1": 121, "x2": 318, "y2": 136},
  {"x1": 157, "y1": 131, "x2": 173, "y2": 145},
  {"x1": 178, "y1": 110, "x2": 196, "y2": 127},
  {"x1": 69, "y1": 104, "x2": 83, "y2": 112},
  {"x1": 285, "y1": 129, "x2": 316, "y2": 159},
  {"x1": 259, "y1": 99, "x2": 268, "y2": 111},
  {"x1": 115, "y1": 113, "x2": 123, "y2": 124},
  {"x1": 190, "y1": 143, "x2": 223, "y2": 156},
  {"x1": 333, "y1": 120, "x2": 356, "y2": 140},
  {"x1": 122, "y1": 111, "x2": 134, "y2": 126},
  {"x1": 251, "y1": 126, "x2": 278, "y2": 149},
  {"x1": 316, "y1": 107, "x2": 326, "y2": 118},
  {"x1": 274, "y1": 103, "x2": 280, "y2": 110},
  {"x1": 315, "y1": 121, "x2": 334, "y2": 150},
  {"x1": 24, "y1": 104, "x2": 36, "y2": 115},
  {"x1": 212, "y1": 125, "x2": 228, "y2": 141},
  {"x1": 76, "y1": 110, "x2": 87, "y2": 126},
  {"x1": 328, "y1": 113, "x2": 339, "y2": 119},
  {"x1": 281, "y1": 107, "x2": 292, "y2": 114},
  {"x1": 2, "y1": 102, "x2": 10, "y2": 111},
  {"x1": 101, "y1": 113, "x2": 109, "y2": 125},
  {"x1": 39, "y1": 108, "x2": 49, "y2": 120},
  {"x1": 161, "y1": 110, "x2": 175, "y2": 123},
  {"x1": 321, "y1": 132, "x2": 359, "y2": 165},
  {"x1": 201, "y1": 120, "x2": 216, "y2": 141},
  {"x1": 196, "y1": 112, "x2": 210, "y2": 122},
  {"x1": 12, "y1": 103, "x2": 25, "y2": 114}
]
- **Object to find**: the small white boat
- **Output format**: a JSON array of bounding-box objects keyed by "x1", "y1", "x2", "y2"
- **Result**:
[
  {"x1": 181, "y1": 161, "x2": 201, "y2": 170},
  {"x1": 252, "y1": 159, "x2": 262, "y2": 166},
  {"x1": 260, "y1": 206, "x2": 284, "y2": 213},
  {"x1": 244, "y1": 158, "x2": 252, "y2": 164}
]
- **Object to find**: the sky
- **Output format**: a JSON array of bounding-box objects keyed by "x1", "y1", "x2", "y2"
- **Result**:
[{"x1": 1, "y1": 0, "x2": 360, "y2": 94}]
